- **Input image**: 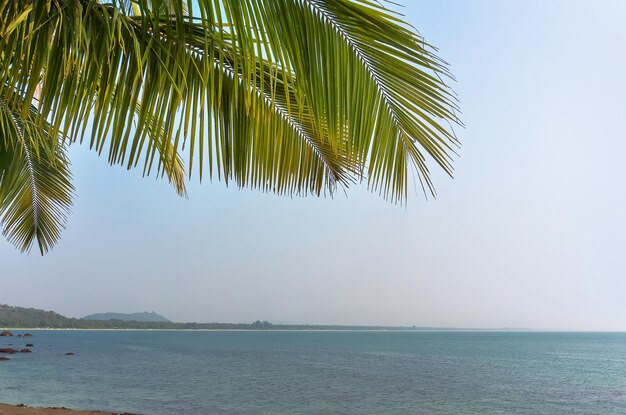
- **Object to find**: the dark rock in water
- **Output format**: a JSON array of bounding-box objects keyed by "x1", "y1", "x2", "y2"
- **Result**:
[
  {"x1": 0, "y1": 348, "x2": 18, "y2": 354},
  {"x1": 0, "y1": 356, "x2": 9, "y2": 361},
  {"x1": 19, "y1": 348, "x2": 32, "y2": 353},
  {"x1": 25, "y1": 343, "x2": 34, "y2": 347},
  {"x1": 65, "y1": 352, "x2": 75, "y2": 356},
  {"x1": 0, "y1": 331, "x2": 13, "y2": 337},
  {"x1": 22, "y1": 333, "x2": 33, "y2": 338},
  {"x1": 17, "y1": 334, "x2": 22, "y2": 337}
]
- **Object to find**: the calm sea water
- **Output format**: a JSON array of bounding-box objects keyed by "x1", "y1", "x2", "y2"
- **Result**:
[{"x1": 0, "y1": 330, "x2": 625, "y2": 414}]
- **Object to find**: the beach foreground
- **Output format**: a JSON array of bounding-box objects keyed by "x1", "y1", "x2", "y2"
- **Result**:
[{"x1": 0, "y1": 404, "x2": 134, "y2": 415}]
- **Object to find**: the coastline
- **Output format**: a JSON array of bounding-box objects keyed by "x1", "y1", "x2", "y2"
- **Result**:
[
  {"x1": 0, "y1": 327, "x2": 535, "y2": 332},
  {"x1": 5, "y1": 327, "x2": 618, "y2": 332},
  {"x1": 0, "y1": 404, "x2": 134, "y2": 415},
  {"x1": 0, "y1": 327, "x2": 425, "y2": 332}
]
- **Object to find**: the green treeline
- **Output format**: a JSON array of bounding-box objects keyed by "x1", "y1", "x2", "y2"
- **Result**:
[
  {"x1": 0, "y1": 304, "x2": 405, "y2": 330},
  {"x1": 0, "y1": 304, "x2": 274, "y2": 329}
]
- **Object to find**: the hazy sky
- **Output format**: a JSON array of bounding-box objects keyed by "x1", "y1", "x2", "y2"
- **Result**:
[{"x1": 2, "y1": 0, "x2": 625, "y2": 330}]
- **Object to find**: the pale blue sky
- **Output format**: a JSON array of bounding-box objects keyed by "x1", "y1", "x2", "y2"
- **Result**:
[{"x1": 2, "y1": 1, "x2": 625, "y2": 330}]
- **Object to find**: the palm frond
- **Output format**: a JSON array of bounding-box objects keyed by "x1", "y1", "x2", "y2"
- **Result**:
[
  {"x1": 0, "y1": 97, "x2": 73, "y2": 254},
  {"x1": 0, "y1": 0, "x2": 461, "y2": 253},
  {"x1": 225, "y1": 0, "x2": 462, "y2": 200}
]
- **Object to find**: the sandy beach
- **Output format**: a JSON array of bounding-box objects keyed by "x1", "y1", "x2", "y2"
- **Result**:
[{"x1": 0, "y1": 405, "x2": 136, "y2": 415}]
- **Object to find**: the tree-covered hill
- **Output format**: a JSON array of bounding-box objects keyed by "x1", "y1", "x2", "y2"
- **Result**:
[
  {"x1": 83, "y1": 312, "x2": 171, "y2": 323},
  {"x1": 0, "y1": 304, "x2": 274, "y2": 329},
  {"x1": 0, "y1": 304, "x2": 415, "y2": 330},
  {"x1": 0, "y1": 304, "x2": 71, "y2": 328}
]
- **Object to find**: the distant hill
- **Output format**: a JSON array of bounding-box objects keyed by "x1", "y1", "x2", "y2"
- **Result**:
[
  {"x1": 0, "y1": 303, "x2": 447, "y2": 331},
  {"x1": 0, "y1": 304, "x2": 71, "y2": 328},
  {"x1": 0, "y1": 304, "x2": 277, "y2": 329},
  {"x1": 83, "y1": 312, "x2": 170, "y2": 323}
]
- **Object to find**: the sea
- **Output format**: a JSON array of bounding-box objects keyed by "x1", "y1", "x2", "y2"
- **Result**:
[{"x1": 1, "y1": 330, "x2": 625, "y2": 414}]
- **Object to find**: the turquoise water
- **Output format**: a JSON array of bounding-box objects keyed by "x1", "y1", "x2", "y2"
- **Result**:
[{"x1": 1, "y1": 331, "x2": 625, "y2": 414}]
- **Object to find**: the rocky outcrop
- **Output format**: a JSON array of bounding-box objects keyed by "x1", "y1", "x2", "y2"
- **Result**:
[
  {"x1": 0, "y1": 331, "x2": 13, "y2": 337},
  {"x1": 20, "y1": 348, "x2": 32, "y2": 353},
  {"x1": 26, "y1": 343, "x2": 34, "y2": 347},
  {"x1": 0, "y1": 356, "x2": 9, "y2": 361},
  {"x1": 0, "y1": 348, "x2": 18, "y2": 354}
]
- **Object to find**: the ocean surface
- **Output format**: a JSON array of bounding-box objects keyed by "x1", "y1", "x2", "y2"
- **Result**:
[{"x1": 1, "y1": 330, "x2": 625, "y2": 414}]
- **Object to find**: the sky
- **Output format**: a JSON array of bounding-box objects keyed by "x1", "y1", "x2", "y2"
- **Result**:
[{"x1": 2, "y1": 0, "x2": 626, "y2": 330}]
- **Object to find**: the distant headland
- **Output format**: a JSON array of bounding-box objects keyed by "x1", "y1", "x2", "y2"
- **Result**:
[
  {"x1": 0, "y1": 304, "x2": 466, "y2": 331},
  {"x1": 83, "y1": 311, "x2": 171, "y2": 323},
  {"x1": 0, "y1": 304, "x2": 524, "y2": 331}
]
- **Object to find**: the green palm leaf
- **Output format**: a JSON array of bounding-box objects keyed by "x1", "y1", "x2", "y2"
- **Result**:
[
  {"x1": 0, "y1": 0, "x2": 461, "y2": 253},
  {"x1": 0, "y1": 98, "x2": 73, "y2": 254}
]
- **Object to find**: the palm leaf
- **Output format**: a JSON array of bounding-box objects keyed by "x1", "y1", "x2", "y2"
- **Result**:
[
  {"x1": 0, "y1": 98, "x2": 73, "y2": 254},
  {"x1": 0, "y1": 0, "x2": 461, "y2": 253}
]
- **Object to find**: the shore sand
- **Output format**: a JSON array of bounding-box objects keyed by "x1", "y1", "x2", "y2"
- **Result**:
[{"x1": 0, "y1": 404, "x2": 136, "y2": 415}]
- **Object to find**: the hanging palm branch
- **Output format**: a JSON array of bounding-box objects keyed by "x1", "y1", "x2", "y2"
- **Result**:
[{"x1": 0, "y1": 0, "x2": 461, "y2": 254}]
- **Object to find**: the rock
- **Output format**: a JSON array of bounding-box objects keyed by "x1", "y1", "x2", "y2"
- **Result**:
[
  {"x1": 0, "y1": 356, "x2": 9, "y2": 361},
  {"x1": 0, "y1": 348, "x2": 18, "y2": 354},
  {"x1": 17, "y1": 334, "x2": 22, "y2": 337},
  {"x1": 25, "y1": 343, "x2": 34, "y2": 347},
  {"x1": 0, "y1": 331, "x2": 13, "y2": 337},
  {"x1": 65, "y1": 352, "x2": 75, "y2": 356},
  {"x1": 22, "y1": 333, "x2": 33, "y2": 338},
  {"x1": 19, "y1": 348, "x2": 32, "y2": 353}
]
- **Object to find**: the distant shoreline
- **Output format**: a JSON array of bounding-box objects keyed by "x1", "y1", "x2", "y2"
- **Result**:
[
  {"x1": 0, "y1": 327, "x2": 500, "y2": 332},
  {"x1": 6, "y1": 304, "x2": 622, "y2": 332},
  {"x1": 0, "y1": 326, "x2": 534, "y2": 332},
  {"x1": 0, "y1": 403, "x2": 124, "y2": 415},
  {"x1": 4, "y1": 327, "x2": 625, "y2": 332}
]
